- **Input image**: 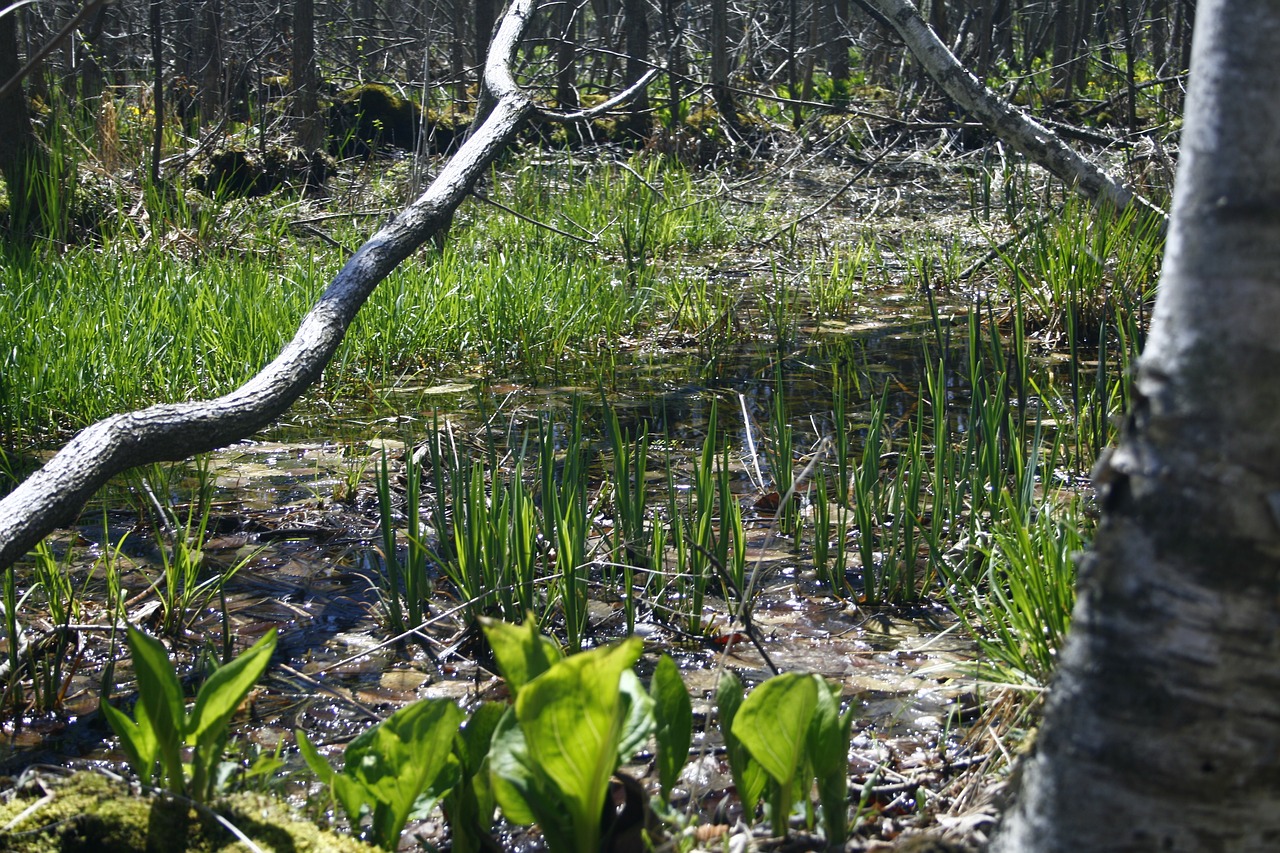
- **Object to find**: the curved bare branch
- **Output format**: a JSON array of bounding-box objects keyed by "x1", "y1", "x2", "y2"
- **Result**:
[{"x1": 0, "y1": 0, "x2": 539, "y2": 571}]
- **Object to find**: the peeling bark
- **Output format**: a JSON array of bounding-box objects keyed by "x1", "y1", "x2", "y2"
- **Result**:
[
  {"x1": 993, "y1": 1, "x2": 1280, "y2": 849},
  {"x1": 865, "y1": 0, "x2": 1165, "y2": 225},
  {"x1": 0, "y1": 0, "x2": 540, "y2": 572}
]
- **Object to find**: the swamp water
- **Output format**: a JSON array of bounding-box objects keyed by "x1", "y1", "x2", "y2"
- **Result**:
[
  {"x1": 0, "y1": 151, "x2": 1097, "y2": 848},
  {"x1": 1, "y1": 314, "x2": 999, "y2": 848}
]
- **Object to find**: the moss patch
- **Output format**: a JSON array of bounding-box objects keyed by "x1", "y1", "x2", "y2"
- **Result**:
[
  {"x1": 0, "y1": 772, "x2": 370, "y2": 852},
  {"x1": 327, "y1": 85, "x2": 422, "y2": 156}
]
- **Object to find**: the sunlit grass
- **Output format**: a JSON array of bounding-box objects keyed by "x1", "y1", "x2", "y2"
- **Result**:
[{"x1": 0, "y1": 155, "x2": 759, "y2": 438}]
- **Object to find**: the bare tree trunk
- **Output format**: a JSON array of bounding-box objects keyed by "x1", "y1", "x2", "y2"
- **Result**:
[
  {"x1": 198, "y1": 0, "x2": 225, "y2": 120},
  {"x1": 149, "y1": 0, "x2": 164, "y2": 185},
  {"x1": 0, "y1": 0, "x2": 546, "y2": 573},
  {"x1": 0, "y1": 12, "x2": 52, "y2": 236},
  {"x1": 1050, "y1": 0, "x2": 1074, "y2": 96},
  {"x1": 864, "y1": 0, "x2": 1162, "y2": 222},
  {"x1": 555, "y1": 0, "x2": 578, "y2": 111},
  {"x1": 476, "y1": 0, "x2": 496, "y2": 73},
  {"x1": 993, "y1": 2, "x2": 1280, "y2": 848},
  {"x1": 622, "y1": 0, "x2": 651, "y2": 139},
  {"x1": 661, "y1": 0, "x2": 684, "y2": 130},
  {"x1": 824, "y1": 0, "x2": 850, "y2": 103},
  {"x1": 291, "y1": 0, "x2": 324, "y2": 149},
  {"x1": 711, "y1": 0, "x2": 739, "y2": 126}
]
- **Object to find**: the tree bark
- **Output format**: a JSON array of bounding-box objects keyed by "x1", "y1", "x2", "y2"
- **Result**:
[
  {"x1": 291, "y1": 0, "x2": 323, "y2": 150},
  {"x1": 149, "y1": 0, "x2": 164, "y2": 185},
  {"x1": 0, "y1": 11, "x2": 50, "y2": 236},
  {"x1": 992, "y1": 2, "x2": 1280, "y2": 849},
  {"x1": 622, "y1": 0, "x2": 650, "y2": 139},
  {"x1": 0, "y1": 0, "x2": 542, "y2": 573},
  {"x1": 864, "y1": 0, "x2": 1163, "y2": 224}
]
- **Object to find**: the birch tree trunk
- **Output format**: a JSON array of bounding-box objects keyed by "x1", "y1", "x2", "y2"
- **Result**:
[{"x1": 993, "y1": 1, "x2": 1280, "y2": 849}]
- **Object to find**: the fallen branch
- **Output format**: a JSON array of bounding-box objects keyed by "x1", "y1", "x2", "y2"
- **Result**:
[
  {"x1": 0, "y1": 0, "x2": 591, "y2": 571},
  {"x1": 866, "y1": 0, "x2": 1167, "y2": 227}
]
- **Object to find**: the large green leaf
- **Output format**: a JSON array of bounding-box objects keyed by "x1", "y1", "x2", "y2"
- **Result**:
[
  {"x1": 446, "y1": 701, "x2": 506, "y2": 853},
  {"x1": 341, "y1": 698, "x2": 465, "y2": 850},
  {"x1": 807, "y1": 676, "x2": 855, "y2": 845},
  {"x1": 732, "y1": 672, "x2": 818, "y2": 787},
  {"x1": 515, "y1": 637, "x2": 643, "y2": 853},
  {"x1": 125, "y1": 626, "x2": 187, "y2": 794},
  {"x1": 187, "y1": 629, "x2": 277, "y2": 743},
  {"x1": 101, "y1": 699, "x2": 159, "y2": 786},
  {"x1": 480, "y1": 616, "x2": 562, "y2": 694},
  {"x1": 617, "y1": 669, "x2": 655, "y2": 765},
  {"x1": 487, "y1": 707, "x2": 576, "y2": 851},
  {"x1": 732, "y1": 672, "x2": 818, "y2": 836},
  {"x1": 187, "y1": 629, "x2": 278, "y2": 799},
  {"x1": 295, "y1": 729, "x2": 336, "y2": 786},
  {"x1": 651, "y1": 654, "x2": 692, "y2": 797},
  {"x1": 716, "y1": 670, "x2": 768, "y2": 822}
]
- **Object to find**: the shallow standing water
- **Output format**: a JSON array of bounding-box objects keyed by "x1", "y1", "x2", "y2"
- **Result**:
[{"x1": 1, "y1": 154, "x2": 1025, "y2": 847}]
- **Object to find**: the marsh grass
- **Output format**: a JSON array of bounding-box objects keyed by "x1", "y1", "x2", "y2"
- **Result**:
[
  {"x1": 997, "y1": 193, "x2": 1162, "y2": 344},
  {"x1": 1, "y1": 155, "x2": 757, "y2": 438},
  {"x1": 954, "y1": 498, "x2": 1085, "y2": 689},
  {"x1": 128, "y1": 458, "x2": 253, "y2": 637}
]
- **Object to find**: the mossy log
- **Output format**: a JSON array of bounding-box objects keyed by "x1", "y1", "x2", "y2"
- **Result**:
[{"x1": 0, "y1": 771, "x2": 371, "y2": 852}]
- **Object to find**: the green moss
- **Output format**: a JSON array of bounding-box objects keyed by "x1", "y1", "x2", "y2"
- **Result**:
[
  {"x1": 327, "y1": 84, "x2": 422, "y2": 156},
  {"x1": 0, "y1": 772, "x2": 371, "y2": 852}
]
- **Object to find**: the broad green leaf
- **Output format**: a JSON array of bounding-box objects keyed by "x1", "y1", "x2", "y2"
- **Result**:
[
  {"x1": 445, "y1": 706, "x2": 499, "y2": 853},
  {"x1": 102, "y1": 700, "x2": 159, "y2": 785},
  {"x1": 516, "y1": 637, "x2": 643, "y2": 853},
  {"x1": 342, "y1": 698, "x2": 465, "y2": 850},
  {"x1": 651, "y1": 654, "x2": 693, "y2": 797},
  {"x1": 188, "y1": 629, "x2": 277, "y2": 744},
  {"x1": 617, "y1": 669, "x2": 655, "y2": 765},
  {"x1": 716, "y1": 670, "x2": 768, "y2": 821},
  {"x1": 188, "y1": 629, "x2": 278, "y2": 799},
  {"x1": 296, "y1": 729, "x2": 336, "y2": 785},
  {"x1": 480, "y1": 616, "x2": 562, "y2": 694},
  {"x1": 732, "y1": 672, "x2": 818, "y2": 788},
  {"x1": 732, "y1": 672, "x2": 818, "y2": 836},
  {"x1": 806, "y1": 676, "x2": 852, "y2": 777},
  {"x1": 455, "y1": 701, "x2": 505, "y2": 777},
  {"x1": 807, "y1": 676, "x2": 855, "y2": 845},
  {"x1": 125, "y1": 626, "x2": 187, "y2": 794},
  {"x1": 447, "y1": 700, "x2": 505, "y2": 853},
  {"x1": 487, "y1": 707, "x2": 576, "y2": 851},
  {"x1": 333, "y1": 774, "x2": 371, "y2": 834}
]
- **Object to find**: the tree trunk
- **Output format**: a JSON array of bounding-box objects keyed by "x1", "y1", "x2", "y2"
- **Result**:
[
  {"x1": 622, "y1": 0, "x2": 650, "y2": 139},
  {"x1": 710, "y1": 0, "x2": 738, "y2": 126},
  {"x1": 198, "y1": 0, "x2": 225, "y2": 120},
  {"x1": 291, "y1": 0, "x2": 323, "y2": 150},
  {"x1": 992, "y1": 2, "x2": 1280, "y2": 849},
  {"x1": 661, "y1": 0, "x2": 684, "y2": 130},
  {"x1": 149, "y1": 0, "x2": 164, "y2": 185},
  {"x1": 0, "y1": 10, "x2": 53, "y2": 236},
  {"x1": 476, "y1": 0, "x2": 496, "y2": 73},
  {"x1": 0, "y1": 0, "x2": 543, "y2": 573},
  {"x1": 555, "y1": 0, "x2": 577, "y2": 111}
]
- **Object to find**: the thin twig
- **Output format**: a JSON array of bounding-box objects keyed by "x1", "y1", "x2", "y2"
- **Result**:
[
  {"x1": 0, "y1": 0, "x2": 109, "y2": 102},
  {"x1": 763, "y1": 132, "x2": 907, "y2": 243},
  {"x1": 537, "y1": 68, "x2": 661, "y2": 123},
  {"x1": 473, "y1": 192, "x2": 600, "y2": 245}
]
